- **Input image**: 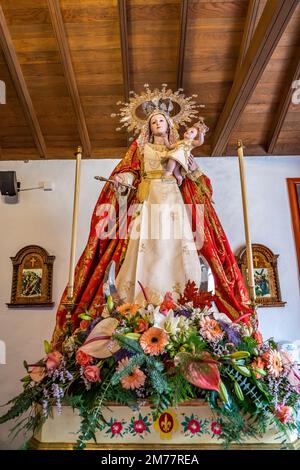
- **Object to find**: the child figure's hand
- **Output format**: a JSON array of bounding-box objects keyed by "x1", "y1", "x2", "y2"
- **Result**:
[{"x1": 163, "y1": 135, "x2": 170, "y2": 146}]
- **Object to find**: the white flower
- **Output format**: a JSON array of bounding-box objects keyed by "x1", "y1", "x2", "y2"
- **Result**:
[
  {"x1": 154, "y1": 309, "x2": 181, "y2": 336},
  {"x1": 239, "y1": 323, "x2": 253, "y2": 337},
  {"x1": 62, "y1": 336, "x2": 75, "y2": 357},
  {"x1": 139, "y1": 304, "x2": 158, "y2": 323},
  {"x1": 177, "y1": 315, "x2": 190, "y2": 333}
]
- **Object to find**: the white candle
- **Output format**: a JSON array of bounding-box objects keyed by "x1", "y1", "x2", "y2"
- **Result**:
[
  {"x1": 237, "y1": 140, "x2": 256, "y2": 304},
  {"x1": 67, "y1": 146, "x2": 82, "y2": 300}
]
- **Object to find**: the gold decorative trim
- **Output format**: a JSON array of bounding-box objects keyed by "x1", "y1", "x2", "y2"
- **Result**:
[
  {"x1": 236, "y1": 244, "x2": 286, "y2": 308},
  {"x1": 28, "y1": 436, "x2": 300, "y2": 451}
]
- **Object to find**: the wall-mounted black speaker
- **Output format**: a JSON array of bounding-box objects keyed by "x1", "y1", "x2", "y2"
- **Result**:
[{"x1": 0, "y1": 171, "x2": 18, "y2": 196}]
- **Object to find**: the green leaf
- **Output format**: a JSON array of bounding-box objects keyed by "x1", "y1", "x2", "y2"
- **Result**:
[
  {"x1": 232, "y1": 365, "x2": 251, "y2": 377},
  {"x1": 124, "y1": 332, "x2": 141, "y2": 340},
  {"x1": 219, "y1": 381, "x2": 229, "y2": 403},
  {"x1": 20, "y1": 375, "x2": 31, "y2": 383},
  {"x1": 43, "y1": 340, "x2": 51, "y2": 354},
  {"x1": 229, "y1": 351, "x2": 250, "y2": 359},
  {"x1": 107, "y1": 295, "x2": 114, "y2": 313},
  {"x1": 254, "y1": 367, "x2": 267, "y2": 376},
  {"x1": 234, "y1": 381, "x2": 244, "y2": 401},
  {"x1": 78, "y1": 314, "x2": 92, "y2": 321}
]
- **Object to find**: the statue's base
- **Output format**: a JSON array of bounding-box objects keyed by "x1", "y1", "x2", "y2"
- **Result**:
[{"x1": 28, "y1": 401, "x2": 299, "y2": 450}]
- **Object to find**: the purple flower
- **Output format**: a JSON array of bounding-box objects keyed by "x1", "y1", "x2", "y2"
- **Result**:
[
  {"x1": 219, "y1": 321, "x2": 241, "y2": 345},
  {"x1": 113, "y1": 348, "x2": 135, "y2": 362},
  {"x1": 42, "y1": 400, "x2": 49, "y2": 418},
  {"x1": 86, "y1": 317, "x2": 102, "y2": 336},
  {"x1": 175, "y1": 307, "x2": 193, "y2": 318}
]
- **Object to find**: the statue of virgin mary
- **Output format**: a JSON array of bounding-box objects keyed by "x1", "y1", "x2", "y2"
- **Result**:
[{"x1": 51, "y1": 85, "x2": 252, "y2": 349}]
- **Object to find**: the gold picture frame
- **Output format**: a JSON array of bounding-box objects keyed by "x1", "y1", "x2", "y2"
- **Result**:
[
  {"x1": 7, "y1": 245, "x2": 55, "y2": 308},
  {"x1": 236, "y1": 244, "x2": 286, "y2": 308}
]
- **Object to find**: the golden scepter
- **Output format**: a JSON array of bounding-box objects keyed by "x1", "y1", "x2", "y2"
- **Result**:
[
  {"x1": 94, "y1": 175, "x2": 135, "y2": 190},
  {"x1": 237, "y1": 140, "x2": 256, "y2": 308}
]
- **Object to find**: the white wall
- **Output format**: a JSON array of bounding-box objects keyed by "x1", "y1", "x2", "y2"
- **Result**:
[{"x1": 0, "y1": 156, "x2": 299, "y2": 449}]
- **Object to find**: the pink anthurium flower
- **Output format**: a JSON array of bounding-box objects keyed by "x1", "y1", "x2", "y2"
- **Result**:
[{"x1": 78, "y1": 317, "x2": 120, "y2": 359}]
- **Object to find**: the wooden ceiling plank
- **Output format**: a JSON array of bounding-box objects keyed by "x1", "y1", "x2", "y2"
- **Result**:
[
  {"x1": 118, "y1": 0, "x2": 130, "y2": 101},
  {"x1": 267, "y1": 55, "x2": 300, "y2": 154},
  {"x1": 47, "y1": 0, "x2": 91, "y2": 158},
  {"x1": 211, "y1": 0, "x2": 298, "y2": 157},
  {"x1": 235, "y1": 0, "x2": 261, "y2": 73},
  {"x1": 0, "y1": 6, "x2": 47, "y2": 158},
  {"x1": 176, "y1": 0, "x2": 188, "y2": 90}
]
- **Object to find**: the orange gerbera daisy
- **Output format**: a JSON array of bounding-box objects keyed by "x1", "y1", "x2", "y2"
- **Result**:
[
  {"x1": 117, "y1": 303, "x2": 140, "y2": 318},
  {"x1": 251, "y1": 357, "x2": 265, "y2": 379},
  {"x1": 117, "y1": 357, "x2": 146, "y2": 390},
  {"x1": 140, "y1": 327, "x2": 168, "y2": 355}
]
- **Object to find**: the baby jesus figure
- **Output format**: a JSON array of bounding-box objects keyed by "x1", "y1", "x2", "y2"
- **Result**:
[{"x1": 163, "y1": 120, "x2": 209, "y2": 185}]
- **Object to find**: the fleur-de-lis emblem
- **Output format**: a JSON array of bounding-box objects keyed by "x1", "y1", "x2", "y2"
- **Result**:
[
  {"x1": 159, "y1": 412, "x2": 173, "y2": 433},
  {"x1": 154, "y1": 409, "x2": 178, "y2": 440}
]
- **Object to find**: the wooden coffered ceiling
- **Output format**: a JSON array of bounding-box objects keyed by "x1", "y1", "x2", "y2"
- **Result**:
[{"x1": 0, "y1": 0, "x2": 299, "y2": 160}]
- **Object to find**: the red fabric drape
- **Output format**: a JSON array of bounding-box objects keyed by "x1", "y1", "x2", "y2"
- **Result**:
[{"x1": 51, "y1": 142, "x2": 252, "y2": 349}]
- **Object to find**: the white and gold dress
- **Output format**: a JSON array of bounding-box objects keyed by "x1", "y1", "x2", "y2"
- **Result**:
[{"x1": 115, "y1": 142, "x2": 202, "y2": 304}]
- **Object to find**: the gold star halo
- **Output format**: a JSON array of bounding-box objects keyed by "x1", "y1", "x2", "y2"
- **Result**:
[{"x1": 111, "y1": 83, "x2": 205, "y2": 135}]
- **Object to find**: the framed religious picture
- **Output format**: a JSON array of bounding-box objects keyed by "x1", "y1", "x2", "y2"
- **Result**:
[
  {"x1": 236, "y1": 244, "x2": 286, "y2": 308},
  {"x1": 287, "y1": 178, "x2": 300, "y2": 275},
  {"x1": 7, "y1": 245, "x2": 55, "y2": 308}
]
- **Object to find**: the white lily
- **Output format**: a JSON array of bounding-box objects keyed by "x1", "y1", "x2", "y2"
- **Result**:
[
  {"x1": 153, "y1": 309, "x2": 181, "y2": 336},
  {"x1": 140, "y1": 304, "x2": 159, "y2": 323}
]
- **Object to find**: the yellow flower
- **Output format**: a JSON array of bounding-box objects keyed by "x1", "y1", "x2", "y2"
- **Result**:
[{"x1": 117, "y1": 303, "x2": 140, "y2": 318}]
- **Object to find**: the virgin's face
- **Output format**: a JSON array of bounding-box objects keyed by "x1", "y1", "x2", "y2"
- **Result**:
[{"x1": 149, "y1": 114, "x2": 169, "y2": 136}]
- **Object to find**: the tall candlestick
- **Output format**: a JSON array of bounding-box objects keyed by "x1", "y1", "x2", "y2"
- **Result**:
[
  {"x1": 237, "y1": 140, "x2": 256, "y2": 305},
  {"x1": 67, "y1": 146, "x2": 82, "y2": 300}
]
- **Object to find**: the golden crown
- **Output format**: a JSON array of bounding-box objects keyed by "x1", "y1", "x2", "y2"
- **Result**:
[{"x1": 111, "y1": 83, "x2": 205, "y2": 135}]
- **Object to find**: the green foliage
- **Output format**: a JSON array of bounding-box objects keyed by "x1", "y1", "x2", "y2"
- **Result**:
[
  {"x1": 75, "y1": 376, "x2": 113, "y2": 450},
  {"x1": 1, "y1": 302, "x2": 299, "y2": 451},
  {"x1": 239, "y1": 336, "x2": 257, "y2": 354},
  {"x1": 114, "y1": 334, "x2": 144, "y2": 354},
  {"x1": 44, "y1": 340, "x2": 51, "y2": 354},
  {"x1": 149, "y1": 393, "x2": 172, "y2": 420},
  {"x1": 111, "y1": 354, "x2": 145, "y2": 385},
  {"x1": 0, "y1": 387, "x2": 39, "y2": 425},
  {"x1": 105, "y1": 385, "x2": 136, "y2": 406},
  {"x1": 185, "y1": 331, "x2": 207, "y2": 353},
  {"x1": 168, "y1": 372, "x2": 198, "y2": 405}
]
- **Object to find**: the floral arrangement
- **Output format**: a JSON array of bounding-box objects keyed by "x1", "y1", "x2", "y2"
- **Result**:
[{"x1": 1, "y1": 281, "x2": 300, "y2": 449}]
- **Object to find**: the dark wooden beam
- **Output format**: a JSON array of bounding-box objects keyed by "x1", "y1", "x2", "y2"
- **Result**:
[
  {"x1": 1, "y1": 147, "x2": 128, "y2": 161},
  {"x1": 267, "y1": 56, "x2": 300, "y2": 154},
  {"x1": 118, "y1": 0, "x2": 130, "y2": 101},
  {"x1": 47, "y1": 0, "x2": 92, "y2": 158},
  {"x1": 176, "y1": 0, "x2": 189, "y2": 89},
  {"x1": 0, "y1": 6, "x2": 47, "y2": 158},
  {"x1": 235, "y1": 0, "x2": 261, "y2": 73},
  {"x1": 211, "y1": 0, "x2": 298, "y2": 157}
]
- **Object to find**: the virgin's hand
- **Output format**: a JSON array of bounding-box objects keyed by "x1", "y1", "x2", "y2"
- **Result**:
[
  {"x1": 188, "y1": 154, "x2": 198, "y2": 171},
  {"x1": 111, "y1": 174, "x2": 123, "y2": 191}
]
